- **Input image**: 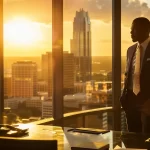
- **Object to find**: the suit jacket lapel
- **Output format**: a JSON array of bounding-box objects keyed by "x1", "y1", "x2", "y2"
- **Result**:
[{"x1": 141, "y1": 41, "x2": 150, "y2": 72}]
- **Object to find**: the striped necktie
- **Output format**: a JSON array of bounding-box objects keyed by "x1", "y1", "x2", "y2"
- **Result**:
[{"x1": 133, "y1": 44, "x2": 142, "y2": 95}]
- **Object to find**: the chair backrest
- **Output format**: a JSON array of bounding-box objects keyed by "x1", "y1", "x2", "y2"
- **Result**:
[{"x1": 0, "y1": 138, "x2": 57, "y2": 150}]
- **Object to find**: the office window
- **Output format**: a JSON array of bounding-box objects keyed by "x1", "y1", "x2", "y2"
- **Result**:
[
  {"x1": 121, "y1": 0, "x2": 150, "y2": 81},
  {"x1": 1, "y1": 0, "x2": 122, "y2": 130},
  {"x1": 120, "y1": 0, "x2": 150, "y2": 131},
  {"x1": 63, "y1": 0, "x2": 113, "y2": 129},
  {"x1": 4, "y1": 0, "x2": 52, "y2": 124}
]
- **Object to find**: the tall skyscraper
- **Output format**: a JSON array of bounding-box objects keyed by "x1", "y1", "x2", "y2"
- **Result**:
[
  {"x1": 70, "y1": 9, "x2": 91, "y2": 82},
  {"x1": 41, "y1": 51, "x2": 74, "y2": 97},
  {"x1": 12, "y1": 61, "x2": 37, "y2": 98}
]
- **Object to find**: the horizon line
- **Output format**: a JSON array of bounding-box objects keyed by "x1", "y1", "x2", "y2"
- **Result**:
[{"x1": 3, "y1": 55, "x2": 126, "y2": 57}]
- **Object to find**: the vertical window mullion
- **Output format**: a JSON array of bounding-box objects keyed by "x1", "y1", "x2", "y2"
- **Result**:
[
  {"x1": 0, "y1": 0, "x2": 4, "y2": 124},
  {"x1": 52, "y1": 0, "x2": 63, "y2": 125},
  {"x1": 112, "y1": 0, "x2": 121, "y2": 130}
]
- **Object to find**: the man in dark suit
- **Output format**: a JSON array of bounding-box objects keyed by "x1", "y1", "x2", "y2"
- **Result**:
[{"x1": 120, "y1": 17, "x2": 150, "y2": 133}]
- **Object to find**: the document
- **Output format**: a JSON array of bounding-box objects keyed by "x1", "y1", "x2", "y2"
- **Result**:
[{"x1": 64, "y1": 127, "x2": 109, "y2": 149}]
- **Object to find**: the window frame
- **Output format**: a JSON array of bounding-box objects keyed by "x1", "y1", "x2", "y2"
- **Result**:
[
  {"x1": 0, "y1": 0, "x2": 4, "y2": 124},
  {"x1": 0, "y1": 0, "x2": 121, "y2": 130}
]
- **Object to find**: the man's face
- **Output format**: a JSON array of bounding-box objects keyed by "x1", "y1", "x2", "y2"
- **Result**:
[
  {"x1": 130, "y1": 22, "x2": 141, "y2": 42},
  {"x1": 130, "y1": 22, "x2": 149, "y2": 42}
]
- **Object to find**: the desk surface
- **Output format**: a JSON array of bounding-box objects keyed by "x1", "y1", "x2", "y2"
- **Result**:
[{"x1": 0, "y1": 124, "x2": 150, "y2": 150}]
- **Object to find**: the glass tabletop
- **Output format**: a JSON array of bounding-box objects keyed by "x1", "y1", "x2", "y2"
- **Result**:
[{"x1": 1, "y1": 124, "x2": 150, "y2": 150}]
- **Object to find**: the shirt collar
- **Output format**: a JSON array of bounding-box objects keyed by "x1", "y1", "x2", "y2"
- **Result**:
[{"x1": 138, "y1": 37, "x2": 150, "y2": 51}]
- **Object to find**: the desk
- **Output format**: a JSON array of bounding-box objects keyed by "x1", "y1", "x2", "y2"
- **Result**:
[{"x1": 0, "y1": 124, "x2": 150, "y2": 150}]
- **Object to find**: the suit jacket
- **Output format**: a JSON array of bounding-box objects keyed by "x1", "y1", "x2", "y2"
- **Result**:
[{"x1": 120, "y1": 41, "x2": 150, "y2": 111}]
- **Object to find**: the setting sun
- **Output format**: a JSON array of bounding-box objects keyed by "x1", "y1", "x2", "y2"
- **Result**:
[{"x1": 4, "y1": 18, "x2": 43, "y2": 45}]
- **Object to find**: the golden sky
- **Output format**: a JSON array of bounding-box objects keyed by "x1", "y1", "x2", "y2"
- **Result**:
[{"x1": 3, "y1": 0, "x2": 150, "y2": 56}]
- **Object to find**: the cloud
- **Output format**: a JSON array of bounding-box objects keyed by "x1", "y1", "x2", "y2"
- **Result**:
[
  {"x1": 3, "y1": 0, "x2": 150, "y2": 26},
  {"x1": 64, "y1": 0, "x2": 150, "y2": 26},
  {"x1": 121, "y1": 0, "x2": 150, "y2": 26},
  {"x1": 129, "y1": 0, "x2": 147, "y2": 4},
  {"x1": 63, "y1": 0, "x2": 112, "y2": 23}
]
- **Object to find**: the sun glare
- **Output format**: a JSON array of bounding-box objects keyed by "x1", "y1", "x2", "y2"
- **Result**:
[{"x1": 4, "y1": 18, "x2": 43, "y2": 45}]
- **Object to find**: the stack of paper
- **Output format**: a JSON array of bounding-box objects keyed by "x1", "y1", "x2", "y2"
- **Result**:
[{"x1": 64, "y1": 128, "x2": 109, "y2": 150}]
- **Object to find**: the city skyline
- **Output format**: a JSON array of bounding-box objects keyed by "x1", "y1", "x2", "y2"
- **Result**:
[
  {"x1": 3, "y1": 55, "x2": 126, "y2": 74},
  {"x1": 3, "y1": 0, "x2": 150, "y2": 56}
]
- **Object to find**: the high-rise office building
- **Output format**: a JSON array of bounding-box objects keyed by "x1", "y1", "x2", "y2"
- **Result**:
[
  {"x1": 26, "y1": 97, "x2": 42, "y2": 111},
  {"x1": 63, "y1": 51, "x2": 74, "y2": 95},
  {"x1": 41, "y1": 51, "x2": 74, "y2": 97},
  {"x1": 41, "y1": 52, "x2": 51, "y2": 82},
  {"x1": 4, "y1": 75, "x2": 12, "y2": 98},
  {"x1": 42, "y1": 100, "x2": 53, "y2": 118},
  {"x1": 41, "y1": 52, "x2": 53, "y2": 97},
  {"x1": 70, "y1": 9, "x2": 91, "y2": 82},
  {"x1": 12, "y1": 61, "x2": 37, "y2": 98}
]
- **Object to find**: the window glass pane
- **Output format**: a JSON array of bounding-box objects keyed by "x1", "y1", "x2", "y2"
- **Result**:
[
  {"x1": 63, "y1": 0, "x2": 112, "y2": 129},
  {"x1": 121, "y1": 0, "x2": 150, "y2": 131},
  {"x1": 121, "y1": 0, "x2": 150, "y2": 76},
  {"x1": 4, "y1": 0, "x2": 52, "y2": 124}
]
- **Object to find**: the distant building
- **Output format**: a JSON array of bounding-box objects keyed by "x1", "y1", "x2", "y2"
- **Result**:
[
  {"x1": 4, "y1": 97, "x2": 28, "y2": 110},
  {"x1": 41, "y1": 51, "x2": 74, "y2": 96},
  {"x1": 37, "y1": 69, "x2": 42, "y2": 80},
  {"x1": 74, "y1": 82, "x2": 86, "y2": 93},
  {"x1": 12, "y1": 61, "x2": 37, "y2": 98},
  {"x1": 26, "y1": 97, "x2": 42, "y2": 111},
  {"x1": 36, "y1": 81, "x2": 48, "y2": 93},
  {"x1": 37, "y1": 92, "x2": 48, "y2": 98},
  {"x1": 84, "y1": 81, "x2": 124, "y2": 106},
  {"x1": 42, "y1": 100, "x2": 52, "y2": 118},
  {"x1": 107, "y1": 72, "x2": 112, "y2": 81},
  {"x1": 4, "y1": 98, "x2": 19, "y2": 109},
  {"x1": 85, "y1": 81, "x2": 111, "y2": 93},
  {"x1": 4, "y1": 75, "x2": 12, "y2": 98},
  {"x1": 64, "y1": 93, "x2": 89, "y2": 113},
  {"x1": 63, "y1": 51, "x2": 74, "y2": 95},
  {"x1": 71, "y1": 9, "x2": 91, "y2": 82},
  {"x1": 86, "y1": 81, "x2": 124, "y2": 93},
  {"x1": 41, "y1": 52, "x2": 52, "y2": 97}
]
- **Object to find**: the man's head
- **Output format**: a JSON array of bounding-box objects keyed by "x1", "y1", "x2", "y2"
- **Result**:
[{"x1": 131, "y1": 17, "x2": 150, "y2": 43}]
